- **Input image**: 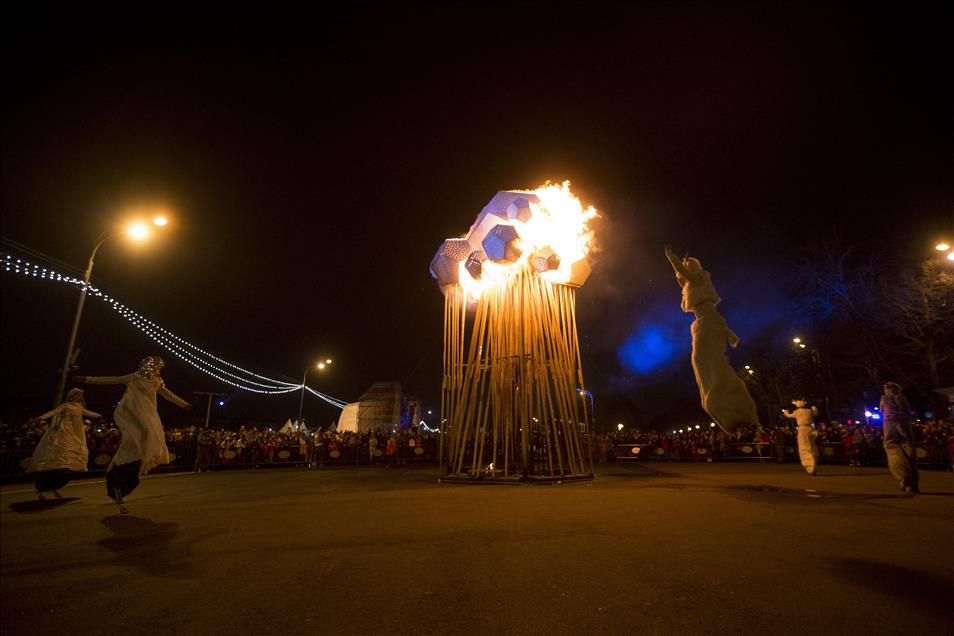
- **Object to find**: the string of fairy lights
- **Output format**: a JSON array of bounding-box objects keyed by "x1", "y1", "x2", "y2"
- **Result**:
[{"x1": 2, "y1": 253, "x2": 347, "y2": 408}]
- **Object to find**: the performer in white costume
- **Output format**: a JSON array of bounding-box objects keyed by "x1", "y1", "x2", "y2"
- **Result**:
[
  {"x1": 77, "y1": 356, "x2": 190, "y2": 513},
  {"x1": 880, "y1": 382, "x2": 919, "y2": 493},
  {"x1": 30, "y1": 388, "x2": 101, "y2": 499},
  {"x1": 665, "y1": 245, "x2": 759, "y2": 434},
  {"x1": 782, "y1": 399, "x2": 818, "y2": 476}
]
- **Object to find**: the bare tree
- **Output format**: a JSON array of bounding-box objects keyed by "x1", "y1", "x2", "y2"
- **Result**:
[{"x1": 885, "y1": 261, "x2": 954, "y2": 387}]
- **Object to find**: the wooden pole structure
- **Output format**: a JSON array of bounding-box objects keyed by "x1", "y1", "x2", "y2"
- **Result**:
[{"x1": 441, "y1": 263, "x2": 592, "y2": 483}]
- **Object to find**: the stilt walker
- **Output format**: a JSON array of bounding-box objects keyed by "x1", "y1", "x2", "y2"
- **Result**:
[
  {"x1": 29, "y1": 388, "x2": 101, "y2": 499},
  {"x1": 783, "y1": 399, "x2": 818, "y2": 476},
  {"x1": 76, "y1": 356, "x2": 190, "y2": 513}
]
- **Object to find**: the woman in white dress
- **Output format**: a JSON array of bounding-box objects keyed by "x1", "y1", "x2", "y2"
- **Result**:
[
  {"x1": 76, "y1": 356, "x2": 190, "y2": 512},
  {"x1": 30, "y1": 388, "x2": 102, "y2": 499}
]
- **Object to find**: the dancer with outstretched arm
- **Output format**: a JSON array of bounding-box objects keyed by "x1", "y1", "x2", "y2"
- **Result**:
[
  {"x1": 30, "y1": 388, "x2": 102, "y2": 499},
  {"x1": 76, "y1": 356, "x2": 190, "y2": 513}
]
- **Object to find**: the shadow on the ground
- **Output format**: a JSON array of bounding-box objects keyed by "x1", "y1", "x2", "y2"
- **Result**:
[
  {"x1": 8, "y1": 497, "x2": 80, "y2": 513},
  {"x1": 826, "y1": 557, "x2": 954, "y2": 619},
  {"x1": 601, "y1": 466, "x2": 674, "y2": 478},
  {"x1": 97, "y1": 515, "x2": 222, "y2": 579},
  {"x1": 809, "y1": 472, "x2": 886, "y2": 478}
]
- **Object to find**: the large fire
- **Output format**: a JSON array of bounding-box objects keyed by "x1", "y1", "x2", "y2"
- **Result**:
[{"x1": 431, "y1": 181, "x2": 598, "y2": 300}]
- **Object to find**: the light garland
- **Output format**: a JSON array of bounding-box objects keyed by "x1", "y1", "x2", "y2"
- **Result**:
[{"x1": 3, "y1": 253, "x2": 346, "y2": 406}]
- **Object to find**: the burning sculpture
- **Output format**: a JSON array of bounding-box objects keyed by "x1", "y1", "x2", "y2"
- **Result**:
[{"x1": 430, "y1": 182, "x2": 597, "y2": 482}]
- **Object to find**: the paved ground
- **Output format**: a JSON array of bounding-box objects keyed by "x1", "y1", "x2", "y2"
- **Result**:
[{"x1": 2, "y1": 462, "x2": 952, "y2": 635}]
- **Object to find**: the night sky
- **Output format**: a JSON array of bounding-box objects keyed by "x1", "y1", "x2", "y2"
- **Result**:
[{"x1": 2, "y1": 5, "x2": 952, "y2": 430}]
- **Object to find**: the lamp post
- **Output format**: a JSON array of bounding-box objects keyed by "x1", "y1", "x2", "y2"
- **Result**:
[
  {"x1": 298, "y1": 358, "x2": 332, "y2": 423},
  {"x1": 53, "y1": 217, "x2": 167, "y2": 406},
  {"x1": 792, "y1": 336, "x2": 830, "y2": 423}
]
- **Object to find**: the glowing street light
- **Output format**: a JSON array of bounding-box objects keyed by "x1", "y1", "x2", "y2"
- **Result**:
[
  {"x1": 792, "y1": 337, "x2": 802, "y2": 344},
  {"x1": 298, "y1": 359, "x2": 332, "y2": 422},
  {"x1": 152, "y1": 216, "x2": 169, "y2": 226},
  {"x1": 936, "y1": 242, "x2": 950, "y2": 252},
  {"x1": 617, "y1": 423, "x2": 624, "y2": 431},
  {"x1": 53, "y1": 214, "x2": 170, "y2": 405}
]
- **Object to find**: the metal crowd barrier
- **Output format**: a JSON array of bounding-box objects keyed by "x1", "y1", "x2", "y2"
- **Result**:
[
  {"x1": 607, "y1": 440, "x2": 951, "y2": 468},
  {"x1": 2, "y1": 437, "x2": 948, "y2": 481}
]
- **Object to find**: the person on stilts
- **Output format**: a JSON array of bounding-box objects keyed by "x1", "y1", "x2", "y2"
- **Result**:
[
  {"x1": 29, "y1": 388, "x2": 102, "y2": 499},
  {"x1": 76, "y1": 356, "x2": 190, "y2": 513},
  {"x1": 783, "y1": 398, "x2": 818, "y2": 476}
]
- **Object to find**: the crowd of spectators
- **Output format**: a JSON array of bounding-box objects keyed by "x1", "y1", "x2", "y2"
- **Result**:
[
  {"x1": 596, "y1": 419, "x2": 954, "y2": 467},
  {"x1": 2, "y1": 414, "x2": 952, "y2": 474},
  {"x1": 0, "y1": 417, "x2": 441, "y2": 473}
]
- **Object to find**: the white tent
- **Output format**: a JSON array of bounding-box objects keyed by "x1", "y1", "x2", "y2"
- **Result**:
[
  {"x1": 336, "y1": 403, "x2": 359, "y2": 433},
  {"x1": 279, "y1": 418, "x2": 297, "y2": 434}
]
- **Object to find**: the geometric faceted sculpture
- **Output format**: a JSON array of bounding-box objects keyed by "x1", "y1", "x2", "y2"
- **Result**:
[
  {"x1": 429, "y1": 238, "x2": 473, "y2": 288},
  {"x1": 435, "y1": 183, "x2": 598, "y2": 484},
  {"x1": 481, "y1": 191, "x2": 541, "y2": 220},
  {"x1": 566, "y1": 257, "x2": 592, "y2": 287},
  {"x1": 465, "y1": 191, "x2": 541, "y2": 251},
  {"x1": 529, "y1": 246, "x2": 561, "y2": 273},
  {"x1": 481, "y1": 224, "x2": 522, "y2": 263},
  {"x1": 506, "y1": 197, "x2": 533, "y2": 223},
  {"x1": 465, "y1": 250, "x2": 486, "y2": 279}
]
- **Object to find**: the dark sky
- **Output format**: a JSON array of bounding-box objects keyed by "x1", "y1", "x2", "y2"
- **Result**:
[{"x1": 2, "y1": 4, "x2": 952, "y2": 429}]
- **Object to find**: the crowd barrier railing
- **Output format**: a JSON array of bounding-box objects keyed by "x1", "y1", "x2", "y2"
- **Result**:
[{"x1": 2, "y1": 437, "x2": 950, "y2": 481}]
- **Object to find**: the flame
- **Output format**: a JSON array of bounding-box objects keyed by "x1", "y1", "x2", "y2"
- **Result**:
[{"x1": 457, "y1": 181, "x2": 598, "y2": 299}]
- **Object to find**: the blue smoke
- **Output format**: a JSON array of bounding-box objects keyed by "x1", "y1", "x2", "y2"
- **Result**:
[
  {"x1": 617, "y1": 303, "x2": 690, "y2": 375},
  {"x1": 616, "y1": 266, "x2": 798, "y2": 382}
]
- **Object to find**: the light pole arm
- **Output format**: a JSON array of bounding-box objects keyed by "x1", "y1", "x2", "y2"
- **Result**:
[
  {"x1": 53, "y1": 231, "x2": 117, "y2": 406},
  {"x1": 297, "y1": 368, "x2": 310, "y2": 423}
]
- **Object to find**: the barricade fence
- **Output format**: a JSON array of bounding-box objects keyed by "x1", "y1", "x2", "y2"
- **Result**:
[
  {"x1": 2, "y1": 438, "x2": 950, "y2": 482},
  {"x1": 1, "y1": 439, "x2": 440, "y2": 483},
  {"x1": 609, "y1": 441, "x2": 951, "y2": 468}
]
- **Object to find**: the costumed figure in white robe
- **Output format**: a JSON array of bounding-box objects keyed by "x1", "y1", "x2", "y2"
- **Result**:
[
  {"x1": 782, "y1": 399, "x2": 818, "y2": 476},
  {"x1": 30, "y1": 388, "x2": 101, "y2": 499},
  {"x1": 76, "y1": 356, "x2": 190, "y2": 512},
  {"x1": 880, "y1": 382, "x2": 919, "y2": 493},
  {"x1": 665, "y1": 246, "x2": 759, "y2": 435}
]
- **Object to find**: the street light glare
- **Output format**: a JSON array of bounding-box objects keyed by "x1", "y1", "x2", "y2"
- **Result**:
[
  {"x1": 325, "y1": 359, "x2": 332, "y2": 364},
  {"x1": 127, "y1": 223, "x2": 150, "y2": 240},
  {"x1": 152, "y1": 216, "x2": 168, "y2": 226},
  {"x1": 935, "y1": 242, "x2": 950, "y2": 251},
  {"x1": 317, "y1": 363, "x2": 326, "y2": 370},
  {"x1": 799, "y1": 343, "x2": 807, "y2": 349},
  {"x1": 792, "y1": 337, "x2": 801, "y2": 344},
  {"x1": 948, "y1": 252, "x2": 954, "y2": 261}
]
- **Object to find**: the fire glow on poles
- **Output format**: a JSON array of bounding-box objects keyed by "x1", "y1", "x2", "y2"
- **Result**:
[{"x1": 430, "y1": 182, "x2": 598, "y2": 482}]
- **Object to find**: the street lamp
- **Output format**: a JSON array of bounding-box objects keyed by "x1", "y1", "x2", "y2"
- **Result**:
[
  {"x1": 298, "y1": 358, "x2": 332, "y2": 423},
  {"x1": 53, "y1": 216, "x2": 168, "y2": 405}
]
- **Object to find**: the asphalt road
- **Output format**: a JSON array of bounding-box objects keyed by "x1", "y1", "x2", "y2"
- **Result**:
[{"x1": 2, "y1": 462, "x2": 952, "y2": 635}]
